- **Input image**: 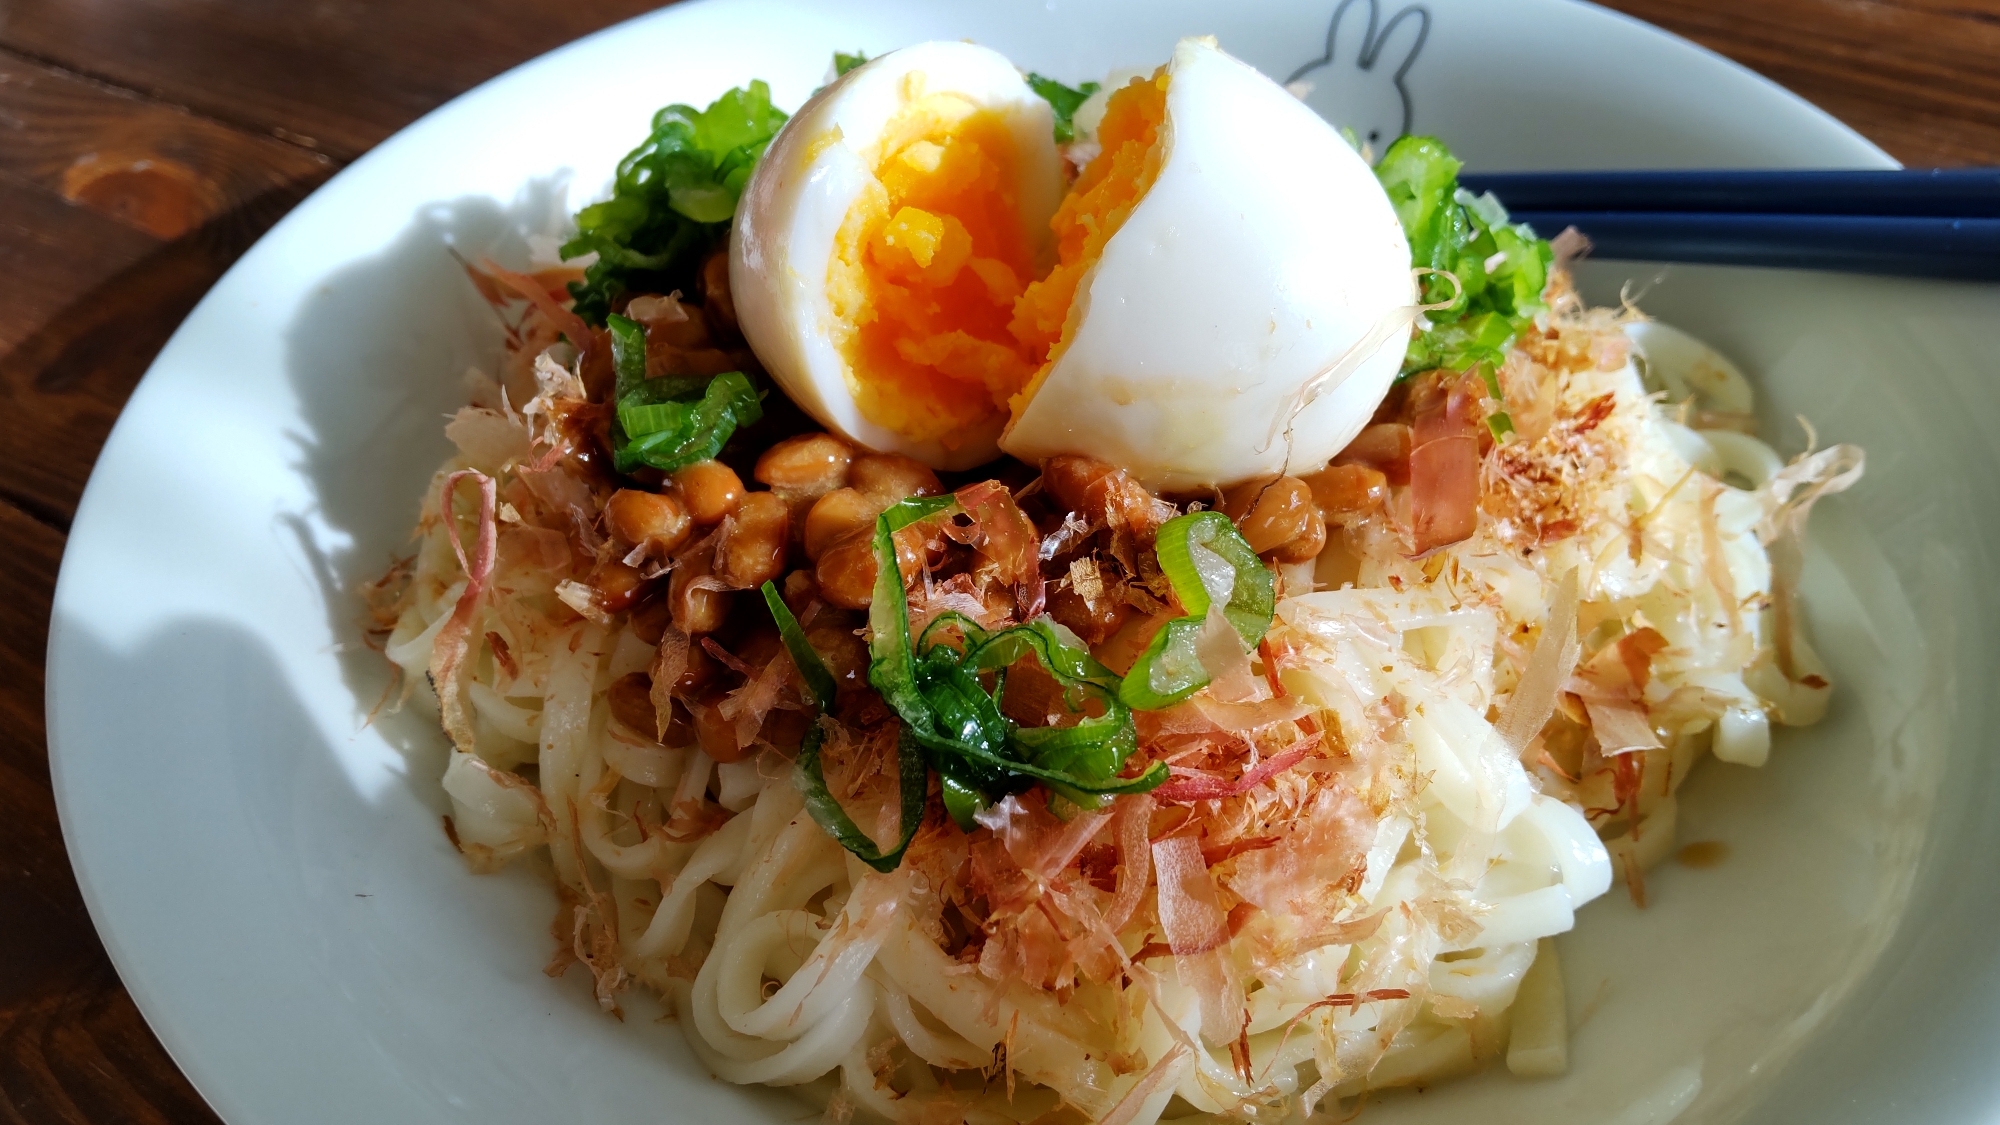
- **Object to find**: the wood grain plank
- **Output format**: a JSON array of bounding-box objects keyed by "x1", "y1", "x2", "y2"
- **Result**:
[
  {"x1": 0, "y1": 71, "x2": 305, "y2": 1115},
  {"x1": 0, "y1": 176, "x2": 331, "y2": 533},
  {"x1": 0, "y1": 497, "x2": 217, "y2": 1124},
  {"x1": 0, "y1": 50, "x2": 330, "y2": 532},
  {"x1": 0, "y1": 50, "x2": 332, "y2": 240},
  {"x1": 0, "y1": 179, "x2": 163, "y2": 531},
  {"x1": 1598, "y1": 0, "x2": 2000, "y2": 167},
  {"x1": 0, "y1": 0, "x2": 671, "y2": 161}
]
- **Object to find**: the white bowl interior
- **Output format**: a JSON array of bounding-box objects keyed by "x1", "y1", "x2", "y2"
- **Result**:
[{"x1": 46, "y1": 1, "x2": 2000, "y2": 1122}]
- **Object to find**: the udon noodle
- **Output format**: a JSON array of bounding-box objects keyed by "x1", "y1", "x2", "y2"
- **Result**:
[{"x1": 370, "y1": 260, "x2": 1861, "y2": 1122}]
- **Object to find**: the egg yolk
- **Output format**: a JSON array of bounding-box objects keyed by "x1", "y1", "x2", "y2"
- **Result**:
[
  {"x1": 829, "y1": 90, "x2": 1040, "y2": 446},
  {"x1": 828, "y1": 70, "x2": 1168, "y2": 444},
  {"x1": 828, "y1": 73, "x2": 1170, "y2": 447},
  {"x1": 1006, "y1": 72, "x2": 1168, "y2": 420}
]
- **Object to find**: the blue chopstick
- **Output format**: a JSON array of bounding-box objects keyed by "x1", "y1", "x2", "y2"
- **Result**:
[
  {"x1": 1458, "y1": 168, "x2": 2000, "y2": 218},
  {"x1": 1505, "y1": 210, "x2": 2000, "y2": 281}
]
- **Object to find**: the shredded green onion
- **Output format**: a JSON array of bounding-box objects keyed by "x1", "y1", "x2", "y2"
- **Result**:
[
  {"x1": 766, "y1": 492, "x2": 1220, "y2": 869},
  {"x1": 762, "y1": 582, "x2": 834, "y2": 709}
]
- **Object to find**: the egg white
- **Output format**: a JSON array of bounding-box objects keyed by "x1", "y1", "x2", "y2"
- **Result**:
[{"x1": 998, "y1": 37, "x2": 1416, "y2": 491}]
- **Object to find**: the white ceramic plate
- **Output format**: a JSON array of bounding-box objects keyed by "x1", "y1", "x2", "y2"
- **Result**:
[{"x1": 46, "y1": 1, "x2": 2000, "y2": 1122}]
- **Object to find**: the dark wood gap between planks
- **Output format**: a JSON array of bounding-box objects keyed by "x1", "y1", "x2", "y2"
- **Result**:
[
  {"x1": 0, "y1": 43, "x2": 335, "y2": 167},
  {"x1": 0, "y1": 0, "x2": 675, "y2": 161},
  {"x1": 0, "y1": 481, "x2": 76, "y2": 538}
]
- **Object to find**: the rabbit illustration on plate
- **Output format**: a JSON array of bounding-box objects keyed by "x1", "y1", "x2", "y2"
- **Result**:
[{"x1": 1286, "y1": 0, "x2": 1431, "y2": 153}]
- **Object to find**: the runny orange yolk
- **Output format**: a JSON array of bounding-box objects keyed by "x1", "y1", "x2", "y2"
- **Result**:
[
  {"x1": 829, "y1": 90, "x2": 1039, "y2": 446},
  {"x1": 828, "y1": 73, "x2": 1169, "y2": 446},
  {"x1": 1006, "y1": 72, "x2": 1168, "y2": 420}
]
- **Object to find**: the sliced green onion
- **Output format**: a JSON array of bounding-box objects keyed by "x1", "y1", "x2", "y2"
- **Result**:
[
  {"x1": 760, "y1": 582, "x2": 834, "y2": 709},
  {"x1": 919, "y1": 656, "x2": 1011, "y2": 757},
  {"x1": 965, "y1": 619, "x2": 1133, "y2": 779},
  {"x1": 1117, "y1": 616, "x2": 1210, "y2": 710},
  {"x1": 607, "y1": 313, "x2": 647, "y2": 399},
  {"x1": 867, "y1": 495, "x2": 960, "y2": 726},
  {"x1": 961, "y1": 617, "x2": 1118, "y2": 689},
  {"x1": 563, "y1": 82, "x2": 787, "y2": 324},
  {"x1": 607, "y1": 313, "x2": 764, "y2": 475},
  {"x1": 760, "y1": 581, "x2": 923, "y2": 873},
  {"x1": 617, "y1": 374, "x2": 713, "y2": 411},
  {"x1": 1120, "y1": 512, "x2": 1276, "y2": 711},
  {"x1": 1375, "y1": 135, "x2": 1553, "y2": 378},
  {"x1": 612, "y1": 369, "x2": 762, "y2": 474},
  {"x1": 796, "y1": 720, "x2": 928, "y2": 873},
  {"x1": 1152, "y1": 511, "x2": 1274, "y2": 646},
  {"x1": 1012, "y1": 718, "x2": 1139, "y2": 793},
  {"x1": 859, "y1": 497, "x2": 1165, "y2": 835},
  {"x1": 618, "y1": 397, "x2": 692, "y2": 439},
  {"x1": 1024, "y1": 73, "x2": 1102, "y2": 144},
  {"x1": 916, "y1": 609, "x2": 989, "y2": 656}
]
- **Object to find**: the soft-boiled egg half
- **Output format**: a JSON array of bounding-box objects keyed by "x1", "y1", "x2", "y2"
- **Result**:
[
  {"x1": 729, "y1": 41, "x2": 1063, "y2": 470},
  {"x1": 730, "y1": 37, "x2": 1415, "y2": 488}
]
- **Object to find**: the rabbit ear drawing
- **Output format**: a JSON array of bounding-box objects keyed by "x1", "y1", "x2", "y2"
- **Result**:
[
  {"x1": 1287, "y1": 0, "x2": 1432, "y2": 144},
  {"x1": 1308, "y1": 0, "x2": 1380, "y2": 71},
  {"x1": 1366, "y1": 4, "x2": 1430, "y2": 137}
]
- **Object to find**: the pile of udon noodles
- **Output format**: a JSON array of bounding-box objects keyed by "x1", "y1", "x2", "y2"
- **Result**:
[{"x1": 374, "y1": 268, "x2": 1861, "y2": 1124}]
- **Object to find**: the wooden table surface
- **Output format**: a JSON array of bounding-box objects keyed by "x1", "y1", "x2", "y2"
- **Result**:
[{"x1": 1, "y1": 0, "x2": 1995, "y2": 1118}]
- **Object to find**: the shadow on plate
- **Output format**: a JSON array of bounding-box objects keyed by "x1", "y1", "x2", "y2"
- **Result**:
[
  {"x1": 54, "y1": 614, "x2": 782, "y2": 1121},
  {"x1": 276, "y1": 177, "x2": 574, "y2": 797}
]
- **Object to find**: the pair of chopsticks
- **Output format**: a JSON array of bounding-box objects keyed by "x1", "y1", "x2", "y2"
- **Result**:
[{"x1": 1455, "y1": 168, "x2": 2000, "y2": 281}]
